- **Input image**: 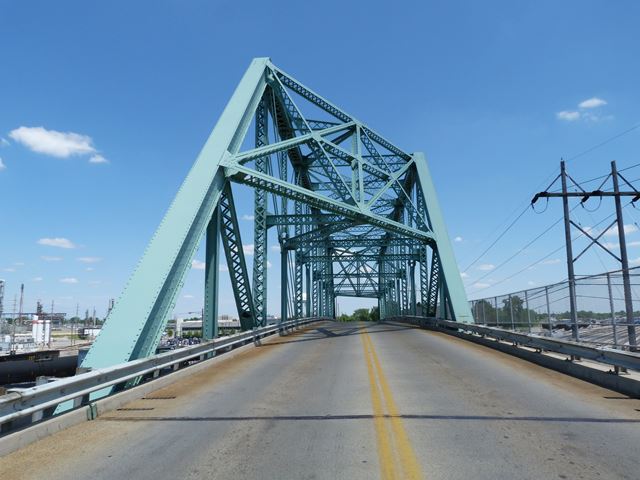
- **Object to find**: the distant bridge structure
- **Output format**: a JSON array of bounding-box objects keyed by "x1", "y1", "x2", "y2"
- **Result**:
[{"x1": 82, "y1": 58, "x2": 472, "y2": 370}]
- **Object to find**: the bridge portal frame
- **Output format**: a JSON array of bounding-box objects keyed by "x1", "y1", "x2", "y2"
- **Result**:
[{"x1": 82, "y1": 57, "x2": 472, "y2": 371}]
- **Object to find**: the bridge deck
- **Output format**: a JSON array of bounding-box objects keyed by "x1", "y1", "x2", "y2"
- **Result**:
[{"x1": 2, "y1": 321, "x2": 640, "y2": 479}]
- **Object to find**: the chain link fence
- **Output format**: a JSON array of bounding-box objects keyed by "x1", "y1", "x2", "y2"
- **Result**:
[{"x1": 469, "y1": 268, "x2": 640, "y2": 351}]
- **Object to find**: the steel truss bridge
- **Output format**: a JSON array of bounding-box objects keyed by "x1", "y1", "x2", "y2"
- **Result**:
[
  {"x1": 2, "y1": 60, "x2": 640, "y2": 479},
  {"x1": 81, "y1": 57, "x2": 472, "y2": 371}
]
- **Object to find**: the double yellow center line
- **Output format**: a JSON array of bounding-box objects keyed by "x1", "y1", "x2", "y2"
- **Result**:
[{"x1": 361, "y1": 328, "x2": 424, "y2": 480}]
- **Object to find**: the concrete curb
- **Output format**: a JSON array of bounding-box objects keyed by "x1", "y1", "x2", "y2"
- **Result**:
[{"x1": 423, "y1": 324, "x2": 640, "y2": 398}]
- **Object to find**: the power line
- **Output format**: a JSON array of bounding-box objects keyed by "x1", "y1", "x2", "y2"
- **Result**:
[
  {"x1": 461, "y1": 203, "x2": 531, "y2": 273},
  {"x1": 566, "y1": 122, "x2": 640, "y2": 163},
  {"x1": 468, "y1": 210, "x2": 619, "y2": 297},
  {"x1": 462, "y1": 122, "x2": 640, "y2": 272},
  {"x1": 470, "y1": 211, "x2": 569, "y2": 284}
]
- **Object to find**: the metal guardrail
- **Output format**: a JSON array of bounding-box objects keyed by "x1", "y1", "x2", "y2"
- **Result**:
[
  {"x1": 392, "y1": 316, "x2": 640, "y2": 373},
  {"x1": 0, "y1": 317, "x2": 326, "y2": 433}
]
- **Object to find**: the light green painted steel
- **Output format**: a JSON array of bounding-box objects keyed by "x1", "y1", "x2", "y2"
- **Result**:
[
  {"x1": 226, "y1": 163, "x2": 432, "y2": 242},
  {"x1": 83, "y1": 57, "x2": 472, "y2": 371},
  {"x1": 203, "y1": 208, "x2": 220, "y2": 340},
  {"x1": 82, "y1": 58, "x2": 270, "y2": 369},
  {"x1": 413, "y1": 152, "x2": 473, "y2": 323}
]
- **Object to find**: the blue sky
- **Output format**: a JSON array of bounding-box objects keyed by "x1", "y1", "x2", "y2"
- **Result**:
[{"x1": 1, "y1": 1, "x2": 640, "y2": 317}]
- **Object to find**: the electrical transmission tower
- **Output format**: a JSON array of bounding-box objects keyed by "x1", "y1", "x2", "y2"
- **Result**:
[
  {"x1": 532, "y1": 160, "x2": 638, "y2": 348},
  {"x1": 81, "y1": 58, "x2": 472, "y2": 370}
]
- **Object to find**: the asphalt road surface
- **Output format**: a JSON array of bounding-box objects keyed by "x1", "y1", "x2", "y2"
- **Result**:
[{"x1": 2, "y1": 321, "x2": 640, "y2": 479}]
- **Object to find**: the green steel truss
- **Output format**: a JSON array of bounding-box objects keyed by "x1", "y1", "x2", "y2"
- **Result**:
[{"x1": 82, "y1": 57, "x2": 473, "y2": 370}]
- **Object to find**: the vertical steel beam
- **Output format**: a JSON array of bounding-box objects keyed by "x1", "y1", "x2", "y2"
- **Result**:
[
  {"x1": 327, "y1": 251, "x2": 335, "y2": 318},
  {"x1": 401, "y1": 267, "x2": 408, "y2": 314},
  {"x1": 305, "y1": 263, "x2": 311, "y2": 317},
  {"x1": 252, "y1": 93, "x2": 270, "y2": 328},
  {"x1": 419, "y1": 246, "x2": 429, "y2": 316},
  {"x1": 294, "y1": 201, "x2": 304, "y2": 319},
  {"x1": 409, "y1": 260, "x2": 417, "y2": 316},
  {"x1": 219, "y1": 184, "x2": 256, "y2": 330},
  {"x1": 203, "y1": 207, "x2": 220, "y2": 340},
  {"x1": 427, "y1": 250, "x2": 440, "y2": 317},
  {"x1": 312, "y1": 263, "x2": 319, "y2": 316},
  {"x1": 280, "y1": 244, "x2": 288, "y2": 332}
]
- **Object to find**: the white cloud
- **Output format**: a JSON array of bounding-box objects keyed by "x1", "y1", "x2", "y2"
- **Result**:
[
  {"x1": 13, "y1": 262, "x2": 24, "y2": 266},
  {"x1": 37, "y1": 237, "x2": 76, "y2": 249},
  {"x1": 579, "y1": 97, "x2": 607, "y2": 109},
  {"x1": 60, "y1": 277, "x2": 78, "y2": 284},
  {"x1": 460, "y1": 272, "x2": 469, "y2": 279},
  {"x1": 10, "y1": 126, "x2": 96, "y2": 158},
  {"x1": 527, "y1": 281, "x2": 537, "y2": 286},
  {"x1": 606, "y1": 239, "x2": 640, "y2": 249},
  {"x1": 88, "y1": 280, "x2": 101, "y2": 286},
  {"x1": 477, "y1": 263, "x2": 495, "y2": 271},
  {"x1": 454, "y1": 236, "x2": 463, "y2": 243},
  {"x1": 582, "y1": 111, "x2": 611, "y2": 123},
  {"x1": 77, "y1": 256, "x2": 101, "y2": 263},
  {"x1": 0, "y1": 138, "x2": 9, "y2": 147},
  {"x1": 241, "y1": 214, "x2": 255, "y2": 221},
  {"x1": 267, "y1": 260, "x2": 273, "y2": 268},
  {"x1": 271, "y1": 245, "x2": 281, "y2": 252},
  {"x1": 219, "y1": 264, "x2": 229, "y2": 272},
  {"x1": 557, "y1": 110, "x2": 580, "y2": 121},
  {"x1": 0, "y1": 157, "x2": 5, "y2": 171},
  {"x1": 89, "y1": 154, "x2": 109, "y2": 164},
  {"x1": 3, "y1": 267, "x2": 15, "y2": 272},
  {"x1": 32, "y1": 277, "x2": 43, "y2": 282},
  {"x1": 183, "y1": 294, "x2": 194, "y2": 299},
  {"x1": 41, "y1": 255, "x2": 62, "y2": 262},
  {"x1": 473, "y1": 282, "x2": 491, "y2": 289},
  {"x1": 86, "y1": 267, "x2": 94, "y2": 271},
  {"x1": 243, "y1": 244, "x2": 254, "y2": 255},
  {"x1": 604, "y1": 224, "x2": 638, "y2": 237},
  {"x1": 557, "y1": 97, "x2": 610, "y2": 123},
  {"x1": 542, "y1": 258, "x2": 561, "y2": 265},
  {"x1": 192, "y1": 259, "x2": 206, "y2": 270}
]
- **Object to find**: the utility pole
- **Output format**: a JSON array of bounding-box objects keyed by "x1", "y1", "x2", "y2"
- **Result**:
[
  {"x1": 611, "y1": 161, "x2": 637, "y2": 348},
  {"x1": 560, "y1": 161, "x2": 580, "y2": 341},
  {"x1": 532, "y1": 160, "x2": 639, "y2": 348}
]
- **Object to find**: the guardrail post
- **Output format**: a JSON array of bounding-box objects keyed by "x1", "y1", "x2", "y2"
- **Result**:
[
  {"x1": 72, "y1": 393, "x2": 91, "y2": 413},
  {"x1": 545, "y1": 286, "x2": 552, "y2": 335},
  {"x1": 495, "y1": 296, "x2": 499, "y2": 328},
  {"x1": 509, "y1": 294, "x2": 515, "y2": 331},
  {"x1": 1, "y1": 420, "x2": 13, "y2": 434},
  {"x1": 525, "y1": 290, "x2": 532, "y2": 333}
]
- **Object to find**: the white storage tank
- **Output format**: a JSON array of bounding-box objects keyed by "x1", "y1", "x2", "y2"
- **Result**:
[{"x1": 31, "y1": 315, "x2": 51, "y2": 346}]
